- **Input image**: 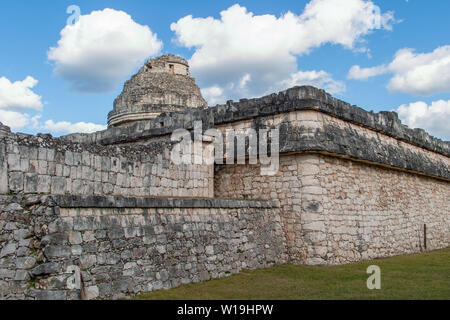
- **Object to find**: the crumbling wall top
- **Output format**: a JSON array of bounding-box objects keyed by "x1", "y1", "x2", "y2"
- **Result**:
[{"x1": 82, "y1": 86, "x2": 450, "y2": 156}]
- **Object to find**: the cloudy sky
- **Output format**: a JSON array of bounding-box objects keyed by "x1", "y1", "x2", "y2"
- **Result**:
[{"x1": 0, "y1": 0, "x2": 449, "y2": 140}]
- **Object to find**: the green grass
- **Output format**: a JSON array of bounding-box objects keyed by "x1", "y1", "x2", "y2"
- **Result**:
[{"x1": 134, "y1": 248, "x2": 450, "y2": 300}]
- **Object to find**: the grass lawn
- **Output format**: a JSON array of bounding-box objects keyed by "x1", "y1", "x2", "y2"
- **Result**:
[{"x1": 134, "y1": 248, "x2": 450, "y2": 300}]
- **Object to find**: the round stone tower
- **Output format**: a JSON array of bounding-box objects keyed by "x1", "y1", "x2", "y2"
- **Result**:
[
  {"x1": 108, "y1": 54, "x2": 207, "y2": 127},
  {"x1": 0, "y1": 121, "x2": 11, "y2": 137}
]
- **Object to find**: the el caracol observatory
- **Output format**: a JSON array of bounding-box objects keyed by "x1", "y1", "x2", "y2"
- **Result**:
[{"x1": 108, "y1": 54, "x2": 207, "y2": 127}]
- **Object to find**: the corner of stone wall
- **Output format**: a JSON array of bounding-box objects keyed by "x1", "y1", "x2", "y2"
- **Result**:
[{"x1": 296, "y1": 154, "x2": 328, "y2": 265}]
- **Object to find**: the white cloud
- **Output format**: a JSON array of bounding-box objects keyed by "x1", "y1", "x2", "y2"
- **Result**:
[
  {"x1": 348, "y1": 45, "x2": 450, "y2": 95},
  {"x1": 48, "y1": 8, "x2": 162, "y2": 93},
  {"x1": 41, "y1": 120, "x2": 106, "y2": 134},
  {"x1": 396, "y1": 100, "x2": 450, "y2": 140},
  {"x1": 201, "y1": 86, "x2": 226, "y2": 106},
  {"x1": 0, "y1": 111, "x2": 36, "y2": 131},
  {"x1": 0, "y1": 111, "x2": 105, "y2": 134},
  {"x1": 278, "y1": 70, "x2": 346, "y2": 94},
  {"x1": 0, "y1": 75, "x2": 43, "y2": 131},
  {"x1": 171, "y1": 1, "x2": 394, "y2": 103},
  {"x1": 0, "y1": 76, "x2": 43, "y2": 111},
  {"x1": 347, "y1": 65, "x2": 388, "y2": 80},
  {"x1": 0, "y1": 75, "x2": 105, "y2": 134},
  {"x1": 388, "y1": 47, "x2": 450, "y2": 95}
]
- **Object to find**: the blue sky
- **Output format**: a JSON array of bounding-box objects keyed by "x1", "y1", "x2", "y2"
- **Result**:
[{"x1": 0, "y1": 0, "x2": 449, "y2": 139}]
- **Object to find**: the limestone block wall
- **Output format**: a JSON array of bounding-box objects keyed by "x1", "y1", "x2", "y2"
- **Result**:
[
  {"x1": 215, "y1": 155, "x2": 313, "y2": 264},
  {"x1": 305, "y1": 155, "x2": 450, "y2": 265},
  {"x1": 0, "y1": 133, "x2": 213, "y2": 198},
  {"x1": 215, "y1": 153, "x2": 450, "y2": 265},
  {"x1": 0, "y1": 195, "x2": 285, "y2": 300}
]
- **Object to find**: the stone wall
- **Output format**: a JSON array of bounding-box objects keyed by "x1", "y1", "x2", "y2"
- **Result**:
[
  {"x1": 310, "y1": 154, "x2": 449, "y2": 264},
  {"x1": 0, "y1": 195, "x2": 285, "y2": 300},
  {"x1": 0, "y1": 132, "x2": 213, "y2": 198},
  {"x1": 215, "y1": 155, "x2": 318, "y2": 264},
  {"x1": 1, "y1": 85, "x2": 449, "y2": 300},
  {"x1": 215, "y1": 153, "x2": 450, "y2": 265}
]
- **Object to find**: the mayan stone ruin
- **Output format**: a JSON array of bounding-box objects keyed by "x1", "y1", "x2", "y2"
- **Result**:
[
  {"x1": 108, "y1": 54, "x2": 207, "y2": 127},
  {"x1": 0, "y1": 54, "x2": 449, "y2": 300}
]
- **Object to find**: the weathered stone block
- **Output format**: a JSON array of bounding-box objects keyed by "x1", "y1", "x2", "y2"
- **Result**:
[
  {"x1": 14, "y1": 229, "x2": 32, "y2": 240},
  {"x1": 41, "y1": 233, "x2": 67, "y2": 245},
  {"x1": 65, "y1": 151, "x2": 74, "y2": 166},
  {"x1": 6, "y1": 143, "x2": 18, "y2": 154},
  {"x1": 303, "y1": 221, "x2": 325, "y2": 232},
  {"x1": 38, "y1": 148, "x2": 47, "y2": 160},
  {"x1": 47, "y1": 161, "x2": 56, "y2": 175},
  {"x1": 20, "y1": 159, "x2": 29, "y2": 172},
  {"x1": 73, "y1": 153, "x2": 82, "y2": 166},
  {"x1": 71, "y1": 245, "x2": 83, "y2": 256},
  {"x1": 8, "y1": 154, "x2": 21, "y2": 171},
  {"x1": 31, "y1": 262, "x2": 60, "y2": 276},
  {"x1": 24, "y1": 173, "x2": 38, "y2": 193},
  {"x1": 15, "y1": 257, "x2": 36, "y2": 270},
  {"x1": 84, "y1": 181, "x2": 94, "y2": 195},
  {"x1": 38, "y1": 160, "x2": 47, "y2": 175},
  {"x1": 63, "y1": 165, "x2": 71, "y2": 177},
  {"x1": 301, "y1": 186, "x2": 322, "y2": 195},
  {"x1": 47, "y1": 149, "x2": 55, "y2": 162},
  {"x1": 38, "y1": 175, "x2": 51, "y2": 193},
  {"x1": 27, "y1": 147, "x2": 38, "y2": 160},
  {"x1": 72, "y1": 180, "x2": 84, "y2": 195},
  {"x1": 9, "y1": 172, "x2": 23, "y2": 192},
  {"x1": 7, "y1": 153, "x2": 21, "y2": 171},
  {"x1": 0, "y1": 268, "x2": 15, "y2": 279},
  {"x1": 103, "y1": 183, "x2": 114, "y2": 195},
  {"x1": 54, "y1": 151, "x2": 65, "y2": 164},
  {"x1": 82, "y1": 166, "x2": 93, "y2": 180},
  {"x1": 205, "y1": 245, "x2": 214, "y2": 255},
  {"x1": 80, "y1": 255, "x2": 97, "y2": 269},
  {"x1": 68, "y1": 231, "x2": 82, "y2": 245},
  {"x1": 85, "y1": 286, "x2": 99, "y2": 300},
  {"x1": 51, "y1": 176, "x2": 66, "y2": 195},
  {"x1": 29, "y1": 160, "x2": 38, "y2": 173},
  {"x1": 73, "y1": 217, "x2": 94, "y2": 231},
  {"x1": 0, "y1": 243, "x2": 17, "y2": 258},
  {"x1": 35, "y1": 290, "x2": 67, "y2": 300},
  {"x1": 82, "y1": 231, "x2": 96, "y2": 242},
  {"x1": 44, "y1": 246, "x2": 71, "y2": 259},
  {"x1": 14, "y1": 270, "x2": 30, "y2": 281},
  {"x1": 82, "y1": 152, "x2": 91, "y2": 166},
  {"x1": 105, "y1": 253, "x2": 121, "y2": 265},
  {"x1": 101, "y1": 156, "x2": 111, "y2": 171},
  {"x1": 0, "y1": 145, "x2": 8, "y2": 194}
]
